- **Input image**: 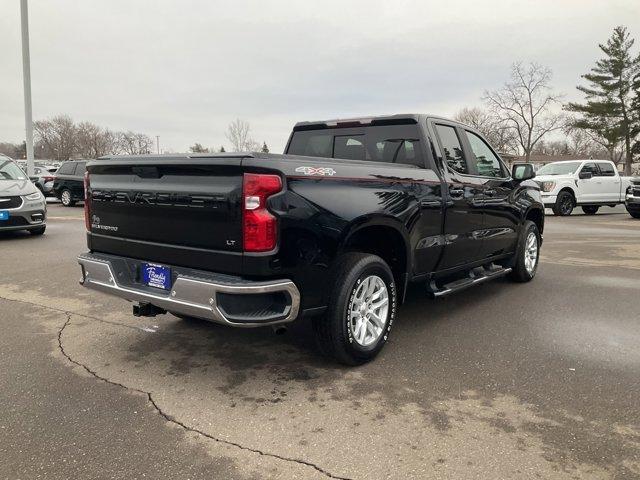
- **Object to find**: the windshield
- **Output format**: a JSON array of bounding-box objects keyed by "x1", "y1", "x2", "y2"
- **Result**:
[
  {"x1": 0, "y1": 160, "x2": 27, "y2": 180},
  {"x1": 537, "y1": 162, "x2": 581, "y2": 176}
]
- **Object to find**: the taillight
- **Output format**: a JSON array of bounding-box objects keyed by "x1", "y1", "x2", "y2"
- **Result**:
[
  {"x1": 84, "y1": 171, "x2": 91, "y2": 232},
  {"x1": 242, "y1": 173, "x2": 282, "y2": 252}
]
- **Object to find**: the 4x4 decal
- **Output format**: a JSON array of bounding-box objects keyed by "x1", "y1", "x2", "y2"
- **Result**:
[{"x1": 295, "y1": 166, "x2": 337, "y2": 176}]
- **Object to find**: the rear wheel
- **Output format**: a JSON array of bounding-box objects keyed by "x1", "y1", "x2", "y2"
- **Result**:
[
  {"x1": 60, "y1": 189, "x2": 76, "y2": 207},
  {"x1": 552, "y1": 191, "x2": 574, "y2": 216},
  {"x1": 313, "y1": 253, "x2": 397, "y2": 365},
  {"x1": 509, "y1": 220, "x2": 540, "y2": 283},
  {"x1": 581, "y1": 205, "x2": 599, "y2": 215}
]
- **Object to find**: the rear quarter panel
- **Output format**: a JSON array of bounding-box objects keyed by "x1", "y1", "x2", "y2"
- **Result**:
[{"x1": 242, "y1": 155, "x2": 443, "y2": 309}]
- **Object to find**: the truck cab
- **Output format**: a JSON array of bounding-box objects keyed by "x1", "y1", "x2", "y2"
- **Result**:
[{"x1": 536, "y1": 159, "x2": 632, "y2": 215}]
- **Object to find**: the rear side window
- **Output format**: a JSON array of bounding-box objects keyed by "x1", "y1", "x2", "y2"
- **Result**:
[
  {"x1": 57, "y1": 162, "x2": 75, "y2": 175},
  {"x1": 74, "y1": 162, "x2": 87, "y2": 175},
  {"x1": 597, "y1": 162, "x2": 616, "y2": 176},
  {"x1": 434, "y1": 125, "x2": 467, "y2": 174},
  {"x1": 287, "y1": 124, "x2": 425, "y2": 168},
  {"x1": 464, "y1": 131, "x2": 505, "y2": 178}
]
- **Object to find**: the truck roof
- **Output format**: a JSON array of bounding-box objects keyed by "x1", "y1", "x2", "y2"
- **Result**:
[{"x1": 293, "y1": 113, "x2": 448, "y2": 130}]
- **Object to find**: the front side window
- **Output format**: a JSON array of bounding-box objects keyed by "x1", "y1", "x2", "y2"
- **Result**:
[
  {"x1": 597, "y1": 162, "x2": 616, "y2": 176},
  {"x1": 434, "y1": 124, "x2": 467, "y2": 174},
  {"x1": 581, "y1": 162, "x2": 598, "y2": 176},
  {"x1": 465, "y1": 131, "x2": 504, "y2": 178}
]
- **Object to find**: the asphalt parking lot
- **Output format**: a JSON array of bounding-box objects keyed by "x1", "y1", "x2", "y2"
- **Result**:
[{"x1": 1, "y1": 203, "x2": 638, "y2": 479}]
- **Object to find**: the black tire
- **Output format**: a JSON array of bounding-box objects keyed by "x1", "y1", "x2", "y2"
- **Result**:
[
  {"x1": 60, "y1": 189, "x2": 76, "y2": 207},
  {"x1": 28, "y1": 225, "x2": 46, "y2": 236},
  {"x1": 312, "y1": 253, "x2": 397, "y2": 365},
  {"x1": 509, "y1": 220, "x2": 540, "y2": 283},
  {"x1": 627, "y1": 208, "x2": 640, "y2": 219},
  {"x1": 552, "y1": 191, "x2": 574, "y2": 216},
  {"x1": 581, "y1": 205, "x2": 599, "y2": 215}
]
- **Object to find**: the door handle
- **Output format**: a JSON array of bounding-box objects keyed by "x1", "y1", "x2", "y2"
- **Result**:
[
  {"x1": 421, "y1": 200, "x2": 442, "y2": 208},
  {"x1": 484, "y1": 189, "x2": 497, "y2": 197},
  {"x1": 449, "y1": 187, "x2": 464, "y2": 199}
]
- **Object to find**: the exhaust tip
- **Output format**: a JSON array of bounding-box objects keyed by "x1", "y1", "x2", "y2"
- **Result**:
[{"x1": 272, "y1": 325, "x2": 287, "y2": 335}]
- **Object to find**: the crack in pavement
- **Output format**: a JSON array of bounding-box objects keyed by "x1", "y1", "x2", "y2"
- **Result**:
[{"x1": 5, "y1": 295, "x2": 352, "y2": 480}]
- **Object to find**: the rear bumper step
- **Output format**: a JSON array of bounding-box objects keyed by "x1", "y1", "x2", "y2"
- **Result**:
[
  {"x1": 77, "y1": 253, "x2": 300, "y2": 327},
  {"x1": 427, "y1": 264, "x2": 512, "y2": 298}
]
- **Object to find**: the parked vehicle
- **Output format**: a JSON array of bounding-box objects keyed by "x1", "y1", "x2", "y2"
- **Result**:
[
  {"x1": 77, "y1": 114, "x2": 544, "y2": 364},
  {"x1": 536, "y1": 160, "x2": 632, "y2": 216},
  {"x1": 30, "y1": 165, "x2": 58, "y2": 196},
  {"x1": 626, "y1": 178, "x2": 640, "y2": 218},
  {"x1": 0, "y1": 157, "x2": 47, "y2": 235},
  {"x1": 53, "y1": 160, "x2": 88, "y2": 206}
]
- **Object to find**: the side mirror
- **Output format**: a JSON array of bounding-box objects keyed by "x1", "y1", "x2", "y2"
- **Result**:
[
  {"x1": 579, "y1": 171, "x2": 592, "y2": 180},
  {"x1": 512, "y1": 163, "x2": 535, "y2": 181}
]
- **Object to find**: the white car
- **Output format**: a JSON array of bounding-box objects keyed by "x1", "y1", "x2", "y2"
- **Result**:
[{"x1": 536, "y1": 160, "x2": 632, "y2": 216}]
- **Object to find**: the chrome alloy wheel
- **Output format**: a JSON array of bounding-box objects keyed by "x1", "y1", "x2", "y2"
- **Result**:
[
  {"x1": 349, "y1": 275, "x2": 389, "y2": 347},
  {"x1": 524, "y1": 231, "x2": 538, "y2": 275},
  {"x1": 61, "y1": 190, "x2": 72, "y2": 206}
]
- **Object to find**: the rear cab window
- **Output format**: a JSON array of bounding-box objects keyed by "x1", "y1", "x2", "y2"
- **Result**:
[{"x1": 287, "y1": 124, "x2": 425, "y2": 168}]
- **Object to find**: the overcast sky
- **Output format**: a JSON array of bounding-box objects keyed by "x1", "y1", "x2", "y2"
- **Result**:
[{"x1": 2, "y1": 0, "x2": 640, "y2": 153}]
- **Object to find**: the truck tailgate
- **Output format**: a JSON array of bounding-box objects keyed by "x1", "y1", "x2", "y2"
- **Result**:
[{"x1": 87, "y1": 157, "x2": 244, "y2": 272}]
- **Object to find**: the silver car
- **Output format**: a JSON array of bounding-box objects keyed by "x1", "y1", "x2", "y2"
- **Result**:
[{"x1": 0, "y1": 158, "x2": 47, "y2": 235}]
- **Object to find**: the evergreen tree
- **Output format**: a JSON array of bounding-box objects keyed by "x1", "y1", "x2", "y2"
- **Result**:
[
  {"x1": 219, "y1": 145, "x2": 226, "y2": 153},
  {"x1": 189, "y1": 142, "x2": 209, "y2": 153},
  {"x1": 261, "y1": 141, "x2": 269, "y2": 153},
  {"x1": 566, "y1": 26, "x2": 640, "y2": 175}
]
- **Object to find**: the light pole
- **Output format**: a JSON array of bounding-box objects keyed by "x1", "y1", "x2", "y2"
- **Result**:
[
  {"x1": 20, "y1": 0, "x2": 34, "y2": 176},
  {"x1": 156, "y1": 135, "x2": 160, "y2": 154}
]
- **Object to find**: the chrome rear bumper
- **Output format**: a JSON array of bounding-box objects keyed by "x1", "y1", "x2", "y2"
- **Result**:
[{"x1": 78, "y1": 253, "x2": 300, "y2": 327}]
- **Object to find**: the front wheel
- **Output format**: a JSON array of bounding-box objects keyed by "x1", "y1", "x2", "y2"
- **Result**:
[
  {"x1": 509, "y1": 220, "x2": 540, "y2": 283},
  {"x1": 552, "y1": 191, "x2": 574, "y2": 216},
  {"x1": 313, "y1": 253, "x2": 397, "y2": 365},
  {"x1": 627, "y1": 208, "x2": 640, "y2": 219},
  {"x1": 581, "y1": 205, "x2": 599, "y2": 215}
]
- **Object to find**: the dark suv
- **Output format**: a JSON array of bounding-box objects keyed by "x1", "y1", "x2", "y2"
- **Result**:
[{"x1": 53, "y1": 160, "x2": 87, "y2": 206}]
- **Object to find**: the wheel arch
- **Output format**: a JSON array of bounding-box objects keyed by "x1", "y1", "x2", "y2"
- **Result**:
[
  {"x1": 338, "y1": 217, "x2": 411, "y2": 302},
  {"x1": 524, "y1": 206, "x2": 544, "y2": 236}
]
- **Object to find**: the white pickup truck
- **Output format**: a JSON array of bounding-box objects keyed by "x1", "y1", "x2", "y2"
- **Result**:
[{"x1": 536, "y1": 160, "x2": 632, "y2": 216}]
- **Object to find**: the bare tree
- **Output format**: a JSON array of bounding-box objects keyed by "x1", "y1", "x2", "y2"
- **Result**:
[
  {"x1": 76, "y1": 121, "x2": 118, "y2": 158},
  {"x1": 117, "y1": 131, "x2": 154, "y2": 155},
  {"x1": 483, "y1": 63, "x2": 566, "y2": 161},
  {"x1": 453, "y1": 107, "x2": 519, "y2": 153},
  {"x1": 225, "y1": 119, "x2": 260, "y2": 152},
  {"x1": 33, "y1": 115, "x2": 77, "y2": 160}
]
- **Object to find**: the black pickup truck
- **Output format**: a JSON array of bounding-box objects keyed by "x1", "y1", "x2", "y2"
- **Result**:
[{"x1": 78, "y1": 114, "x2": 544, "y2": 364}]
